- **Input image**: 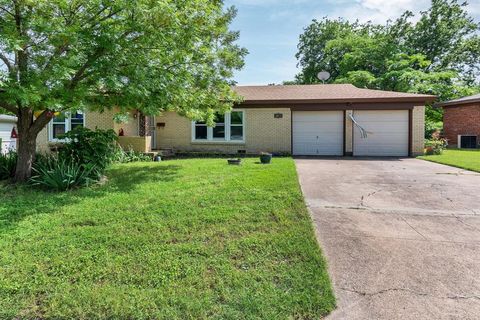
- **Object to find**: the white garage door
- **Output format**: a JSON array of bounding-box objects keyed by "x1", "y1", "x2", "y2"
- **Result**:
[
  {"x1": 293, "y1": 111, "x2": 343, "y2": 156},
  {"x1": 353, "y1": 110, "x2": 409, "y2": 156}
]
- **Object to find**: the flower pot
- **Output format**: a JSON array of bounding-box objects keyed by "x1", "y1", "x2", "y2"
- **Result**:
[
  {"x1": 260, "y1": 153, "x2": 272, "y2": 164},
  {"x1": 228, "y1": 158, "x2": 242, "y2": 165},
  {"x1": 425, "y1": 146, "x2": 434, "y2": 155}
]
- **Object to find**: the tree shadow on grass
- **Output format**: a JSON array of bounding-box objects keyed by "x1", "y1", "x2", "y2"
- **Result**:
[
  {"x1": 0, "y1": 163, "x2": 181, "y2": 233},
  {"x1": 105, "y1": 164, "x2": 181, "y2": 192}
]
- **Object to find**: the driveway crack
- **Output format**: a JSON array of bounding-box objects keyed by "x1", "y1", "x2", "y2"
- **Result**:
[
  {"x1": 359, "y1": 189, "x2": 382, "y2": 208},
  {"x1": 400, "y1": 216, "x2": 427, "y2": 240}
]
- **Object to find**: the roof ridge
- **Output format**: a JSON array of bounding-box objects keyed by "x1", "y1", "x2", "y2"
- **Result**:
[{"x1": 233, "y1": 83, "x2": 355, "y2": 88}]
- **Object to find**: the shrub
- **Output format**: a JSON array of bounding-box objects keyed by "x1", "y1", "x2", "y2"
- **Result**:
[
  {"x1": 0, "y1": 151, "x2": 17, "y2": 180},
  {"x1": 60, "y1": 127, "x2": 118, "y2": 172},
  {"x1": 425, "y1": 138, "x2": 448, "y2": 155},
  {"x1": 30, "y1": 156, "x2": 100, "y2": 191},
  {"x1": 115, "y1": 148, "x2": 152, "y2": 163},
  {"x1": 425, "y1": 121, "x2": 443, "y2": 139}
]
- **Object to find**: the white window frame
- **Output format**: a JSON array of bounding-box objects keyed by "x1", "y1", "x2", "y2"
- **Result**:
[
  {"x1": 457, "y1": 134, "x2": 477, "y2": 149},
  {"x1": 191, "y1": 110, "x2": 245, "y2": 143},
  {"x1": 48, "y1": 111, "x2": 85, "y2": 142}
]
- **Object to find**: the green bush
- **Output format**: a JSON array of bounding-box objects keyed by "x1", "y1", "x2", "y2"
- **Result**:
[
  {"x1": 60, "y1": 127, "x2": 118, "y2": 172},
  {"x1": 425, "y1": 138, "x2": 448, "y2": 155},
  {"x1": 30, "y1": 156, "x2": 100, "y2": 191},
  {"x1": 425, "y1": 120, "x2": 443, "y2": 139},
  {"x1": 115, "y1": 148, "x2": 152, "y2": 163},
  {"x1": 0, "y1": 151, "x2": 17, "y2": 180}
]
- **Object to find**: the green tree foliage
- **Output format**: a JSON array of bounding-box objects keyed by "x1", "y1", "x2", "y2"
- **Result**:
[
  {"x1": 295, "y1": 0, "x2": 480, "y2": 128},
  {"x1": 0, "y1": 0, "x2": 246, "y2": 181}
]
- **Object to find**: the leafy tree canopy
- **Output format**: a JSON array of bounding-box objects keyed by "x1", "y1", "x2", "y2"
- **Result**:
[
  {"x1": 294, "y1": 0, "x2": 480, "y2": 124},
  {"x1": 0, "y1": 0, "x2": 246, "y2": 181}
]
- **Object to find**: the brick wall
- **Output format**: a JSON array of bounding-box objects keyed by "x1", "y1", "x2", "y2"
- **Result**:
[
  {"x1": 155, "y1": 108, "x2": 292, "y2": 154},
  {"x1": 412, "y1": 106, "x2": 425, "y2": 156},
  {"x1": 443, "y1": 103, "x2": 480, "y2": 148},
  {"x1": 36, "y1": 109, "x2": 138, "y2": 153},
  {"x1": 345, "y1": 110, "x2": 353, "y2": 154},
  {"x1": 155, "y1": 106, "x2": 425, "y2": 156},
  {"x1": 118, "y1": 136, "x2": 151, "y2": 153}
]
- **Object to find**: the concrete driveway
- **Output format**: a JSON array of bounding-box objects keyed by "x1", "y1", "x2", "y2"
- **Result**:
[{"x1": 295, "y1": 158, "x2": 480, "y2": 320}]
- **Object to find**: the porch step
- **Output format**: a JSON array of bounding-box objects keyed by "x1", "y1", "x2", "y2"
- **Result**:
[{"x1": 155, "y1": 148, "x2": 175, "y2": 157}]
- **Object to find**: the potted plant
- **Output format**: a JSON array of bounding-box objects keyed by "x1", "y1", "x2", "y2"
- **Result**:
[
  {"x1": 259, "y1": 152, "x2": 272, "y2": 164},
  {"x1": 227, "y1": 158, "x2": 242, "y2": 165}
]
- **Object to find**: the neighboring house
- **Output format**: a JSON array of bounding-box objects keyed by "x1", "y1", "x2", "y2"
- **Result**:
[
  {"x1": 37, "y1": 84, "x2": 435, "y2": 157},
  {"x1": 436, "y1": 94, "x2": 480, "y2": 149},
  {"x1": 0, "y1": 114, "x2": 17, "y2": 154}
]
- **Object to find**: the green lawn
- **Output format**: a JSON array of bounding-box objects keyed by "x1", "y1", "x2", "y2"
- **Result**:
[
  {"x1": 418, "y1": 149, "x2": 480, "y2": 172},
  {"x1": 0, "y1": 158, "x2": 335, "y2": 319}
]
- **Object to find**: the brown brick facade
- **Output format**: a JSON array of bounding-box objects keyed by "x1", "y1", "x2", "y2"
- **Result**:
[{"x1": 443, "y1": 103, "x2": 480, "y2": 148}]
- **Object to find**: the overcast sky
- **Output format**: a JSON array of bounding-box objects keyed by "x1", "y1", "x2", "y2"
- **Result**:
[{"x1": 225, "y1": 0, "x2": 480, "y2": 85}]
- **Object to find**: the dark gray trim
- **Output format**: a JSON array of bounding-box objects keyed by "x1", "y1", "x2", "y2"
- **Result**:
[
  {"x1": 435, "y1": 99, "x2": 480, "y2": 108},
  {"x1": 408, "y1": 109, "x2": 413, "y2": 157},
  {"x1": 237, "y1": 97, "x2": 434, "y2": 106},
  {"x1": 240, "y1": 102, "x2": 418, "y2": 110}
]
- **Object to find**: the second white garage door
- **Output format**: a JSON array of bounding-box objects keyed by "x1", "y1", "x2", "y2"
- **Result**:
[
  {"x1": 353, "y1": 110, "x2": 409, "y2": 156},
  {"x1": 293, "y1": 111, "x2": 343, "y2": 156}
]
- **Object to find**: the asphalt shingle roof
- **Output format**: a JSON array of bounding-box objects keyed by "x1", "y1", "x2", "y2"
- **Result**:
[
  {"x1": 435, "y1": 93, "x2": 480, "y2": 107},
  {"x1": 233, "y1": 84, "x2": 436, "y2": 104}
]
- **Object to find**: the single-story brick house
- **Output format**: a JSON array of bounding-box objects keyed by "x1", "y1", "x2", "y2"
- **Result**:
[
  {"x1": 435, "y1": 93, "x2": 480, "y2": 149},
  {"x1": 37, "y1": 84, "x2": 435, "y2": 157}
]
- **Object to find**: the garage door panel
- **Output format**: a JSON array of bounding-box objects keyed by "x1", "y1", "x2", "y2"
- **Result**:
[
  {"x1": 293, "y1": 112, "x2": 342, "y2": 122},
  {"x1": 293, "y1": 111, "x2": 343, "y2": 156},
  {"x1": 353, "y1": 110, "x2": 409, "y2": 157}
]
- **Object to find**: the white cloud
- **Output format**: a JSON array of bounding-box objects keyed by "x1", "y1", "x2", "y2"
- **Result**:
[
  {"x1": 327, "y1": 0, "x2": 479, "y2": 24},
  {"x1": 328, "y1": 0, "x2": 430, "y2": 24},
  {"x1": 226, "y1": 0, "x2": 309, "y2": 6}
]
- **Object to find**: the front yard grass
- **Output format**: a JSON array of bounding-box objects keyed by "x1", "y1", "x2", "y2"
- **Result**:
[
  {"x1": 0, "y1": 158, "x2": 335, "y2": 319},
  {"x1": 418, "y1": 149, "x2": 480, "y2": 172}
]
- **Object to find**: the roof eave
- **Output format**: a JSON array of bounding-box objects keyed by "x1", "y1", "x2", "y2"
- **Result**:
[
  {"x1": 237, "y1": 96, "x2": 436, "y2": 105},
  {"x1": 434, "y1": 98, "x2": 480, "y2": 108}
]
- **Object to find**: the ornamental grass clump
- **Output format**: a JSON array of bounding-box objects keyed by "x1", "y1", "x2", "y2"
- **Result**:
[
  {"x1": 30, "y1": 156, "x2": 101, "y2": 191},
  {"x1": 0, "y1": 151, "x2": 17, "y2": 180}
]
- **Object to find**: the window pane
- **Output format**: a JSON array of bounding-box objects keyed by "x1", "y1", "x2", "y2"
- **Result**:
[
  {"x1": 71, "y1": 121, "x2": 83, "y2": 131},
  {"x1": 213, "y1": 125, "x2": 225, "y2": 139},
  {"x1": 231, "y1": 111, "x2": 243, "y2": 124},
  {"x1": 53, "y1": 113, "x2": 66, "y2": 123},
  {"x1": 71, "y1": 112, "x2": 84, "y2": 131},
  {"x1": 195, "y1": 125, "x2": 207, "y2": 139},
  {"x1": 214, "y1": 113, "x2": 225, "y2": 124},
  {"x1": 230, "y1": 126, "x2": 243, "y2": 140},
  {"x1": 53, "y1": 124, "x2": 66, "y2": 139}
]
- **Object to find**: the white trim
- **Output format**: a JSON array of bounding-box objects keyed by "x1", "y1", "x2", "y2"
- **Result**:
[
  {"x1": 457, "y1": 134, "x2": 477, "y2": 149},
  {"x1": 191, "y1": 110, "x2": 245, "y2": 143},
  {"x1": 48, "y1": 111, "x2": 85, "y2": 142}
]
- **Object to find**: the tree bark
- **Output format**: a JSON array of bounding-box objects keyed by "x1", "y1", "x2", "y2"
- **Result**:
[
  {"x1": 14, "y1": 128, "x2": 37, "y2": 182},
  {"x1": 13, "y1": 108, "x2": 53, "y2": 182}
]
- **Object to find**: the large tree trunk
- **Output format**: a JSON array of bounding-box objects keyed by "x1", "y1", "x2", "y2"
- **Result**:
[
  {"x1": 14, "y1": 130, "x2": 37, "y2": 182},
  {"x1": 13, "y1": 108, "x2": 52, "y2": 182}
]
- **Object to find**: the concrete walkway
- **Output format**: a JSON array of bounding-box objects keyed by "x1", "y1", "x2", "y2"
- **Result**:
[{"x1": 295, "y1": 158, "x2": 480, "y2": 320}]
